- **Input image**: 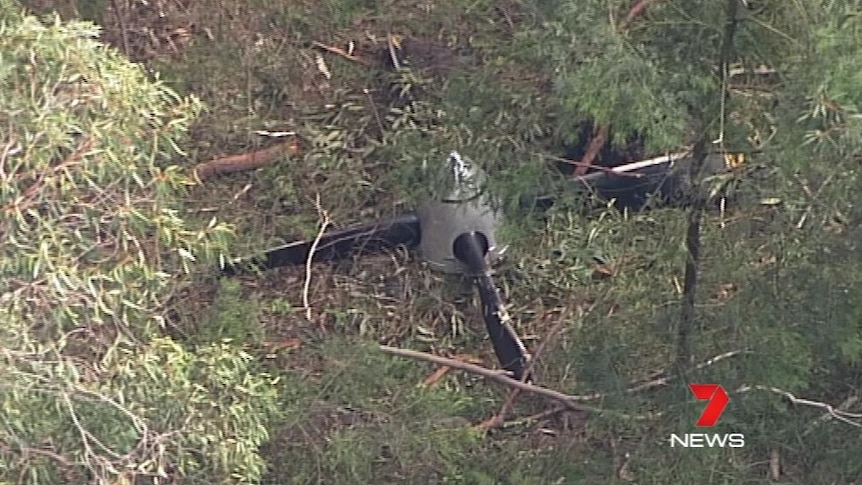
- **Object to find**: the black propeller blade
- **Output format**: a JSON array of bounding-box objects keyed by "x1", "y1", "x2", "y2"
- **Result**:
[
  {"x1": 221, "y1": 213, "x2": 422, "y2": 275},
  {"x1": 535, "y1": 152, "x2": 731, "y2": 211},
  {"x1": 453, "y1": 231, "x2": 531, "y2": 382}
]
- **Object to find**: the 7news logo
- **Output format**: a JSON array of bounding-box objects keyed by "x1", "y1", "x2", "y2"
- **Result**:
[{"x1": 669, "y1": 384, "x2": 745, "y2": 448}]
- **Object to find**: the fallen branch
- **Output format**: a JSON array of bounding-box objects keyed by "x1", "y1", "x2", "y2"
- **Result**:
[
  {"x1": 621, "y1": 0, "x2": 658, "y2": 31},
  {"x1": 803, "y1": 395, "x2": 859, "y2": 436},
  {"x1": 550, "y1": 349, "x2": 748, "y2": 403},
  {"x1": 574, "y1": 123, "x2": 609, "y2": 176},
  {"x1": 421, "y1": 354, "x2": 485, "y2": 387},
  {"x1": 311, "y1": 40, "x2": 373, "y2": 66},
  {"x1": 737, "y1": 385, "x2": 862, "y2": 429},
  {"x1": 542, "y1": 153, "x2": 643, "y2": 178},
  {"x1": 385, "y1": 345, "x2": 860, "y2": 435},
  {"x1": 625, "y1": 349, "x2": 747, "y2": 395},
  {"x1": 303, "y1": 194, "x2": 331, "y2": 322},
  {"x1": 193, "y1": 141, "x2": 297, "y2": 182},
  {"x1": 380, "y1": 345, "x2": 659, "y2": 420}
]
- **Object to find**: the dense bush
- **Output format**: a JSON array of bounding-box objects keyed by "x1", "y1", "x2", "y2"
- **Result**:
[{"x1": 0, "y1": 3, "x2": 278, "y2": 483}]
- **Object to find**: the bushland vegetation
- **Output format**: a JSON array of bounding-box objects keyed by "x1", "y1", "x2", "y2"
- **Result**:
[{"x1": 3, "y1": 0, "x2": 861, "y2": 483}]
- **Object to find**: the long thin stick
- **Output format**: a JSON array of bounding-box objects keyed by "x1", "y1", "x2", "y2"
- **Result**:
[
  {"x1": 379, "y1": 345, "x2": 658, "y2": 420},
  {"x1": 311, "y1": 40, "x2": 373, "y2": 66},
  {"x1": 303, "y1": 194, "x2": 331, "y2": 321}
]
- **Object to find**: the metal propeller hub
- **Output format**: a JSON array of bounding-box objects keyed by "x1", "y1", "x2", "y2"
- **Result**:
[{"x1": 416, "y1": 151, "x2": 507, "y2": 275}]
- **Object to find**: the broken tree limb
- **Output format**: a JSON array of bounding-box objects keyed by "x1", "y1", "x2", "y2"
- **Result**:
[
  {"x1": 542, "y1": 153, "x2": 643, "y2": 178},
  {"x1": 193, "y1": 140, "x2": 298, "y2": 182},
  {"x1": 379, "y1": 344, "x2": 660, "y2": 420},
  {"x1": 310, "y1": 40, "x2": 374, "y2": 66},
  {"x1": 621, "y1": 0, "x2": 658, "y2": 31},
  {"x1": 574, "y1": 123, "x2": 609, "y2": 176}
]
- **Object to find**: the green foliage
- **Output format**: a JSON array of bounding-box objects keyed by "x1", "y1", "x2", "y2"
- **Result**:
[
  {"x1": 106, "y1": 338, "x2": 280, "y2": 483},
  {"x1": 1, "y1": 338, "x2": 279, "y2": 484},
  {"x1": 263, "y1": 339, "x2": 489, "y2": 484},
  {"x1": 193, "y1": 278, "x2": 265, "y2": 345},
  {"x1": 0, "y1": 5, "x2": 279, "y2": 484},
  {"x1": 0, "y1": 7, "x2": 232, "y2": 342}
]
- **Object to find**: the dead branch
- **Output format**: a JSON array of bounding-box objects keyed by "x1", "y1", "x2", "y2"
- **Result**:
[
  {"x1": 193, "y1": 141, "x2": 297, "y2": 182},
  {"x1": 542, "y1": 153, "x2": 643, "y2": 178},
  {"x1": 303, "y1": 194, "x2": 331, "y2": 322},
  {"x1": 737, "y1": 385, "x2": 862, "y2": 429},
  {"x1": 574, "y1": 123, "x2": 609, "y2": 176},
  {"x1": 311, "y1": 40, "x2": 373, "y2": 66},
  {"x1": 803, "y1": 395, "x2": 859, "y2": 436},
  {"x1": 380, "y1": 345, "x2": 659, "y2": 420},
  {"x1": 625, "y1": 349, "x2": 747, "y2": 394},
  {"x1": 621, "y1": 0, "x2": 658, "y2": 31}
]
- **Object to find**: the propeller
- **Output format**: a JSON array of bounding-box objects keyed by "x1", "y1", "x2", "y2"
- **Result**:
[
  {"x1": 221, "y1": 213, "x2": 421, "y2": 276},
  {"x1": 219, "y1": 150, "x2": 740, "y2": 379}
]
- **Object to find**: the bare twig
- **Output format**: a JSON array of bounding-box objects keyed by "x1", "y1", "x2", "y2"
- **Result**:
[
  {"x1": 737, "y1": 385, "x2": 862, "y2": 428},
  {"x1": 303, "y1": 194, "x2": 331, "y2": 322},
  {"x1": 380, "y1": 345, "x2": 660, "y2": 420},
  {"x1": 310, "y1": 40, "x2": 373, "y2": 66}
]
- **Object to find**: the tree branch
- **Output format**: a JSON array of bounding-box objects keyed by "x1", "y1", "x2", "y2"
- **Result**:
[
  {"x1": 193, "y1": 141, "x2": 297, "y2": 181},
  {"x1": 542, "y1": 153, "x2": 643, "y2": 178},
  {"x1": 737, "y1": 385, "x2": 862, "y2": 429},
  {"x1": 677, "y1": 0, "x2": 740, "y2": 370},
  {"x1": 574, "y1": 123, "x2": 609, "y2": 176},
  {"x1": 380, "y1": 345, "x2": 660, "y2": 420}
]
